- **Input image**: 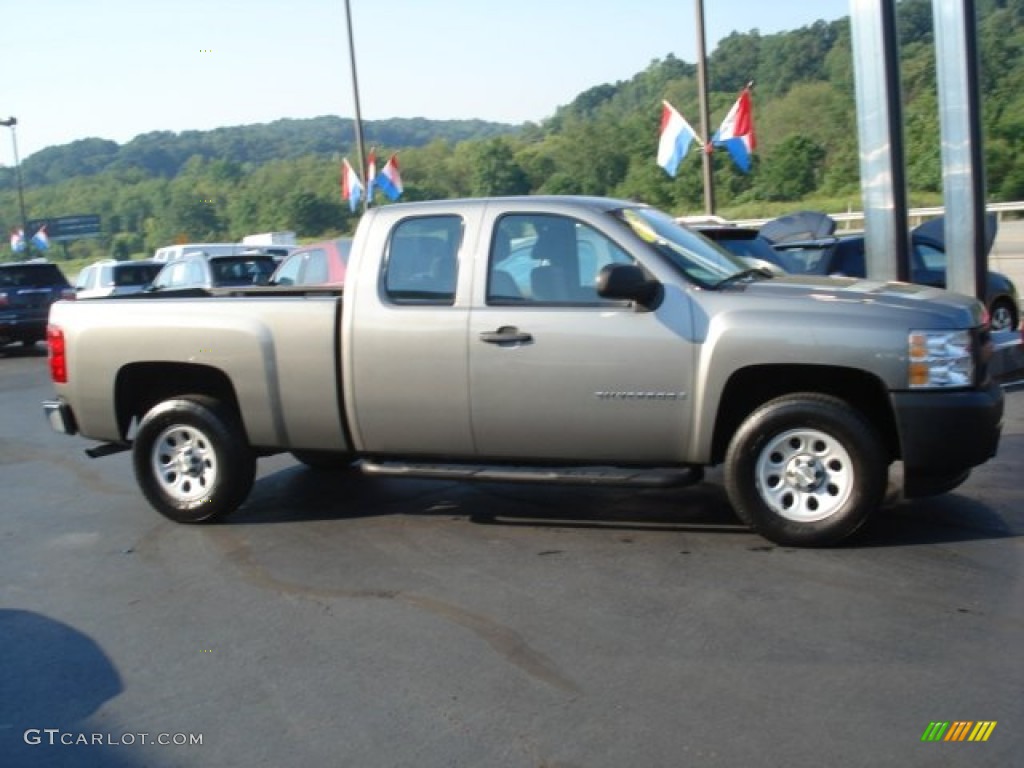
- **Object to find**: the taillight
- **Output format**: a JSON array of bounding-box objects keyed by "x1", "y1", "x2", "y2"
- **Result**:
[
  {"x1": 60, "y1": 288, "x2": 76, "y2": 301},
  {"x1": 47, "y1": 324, "x2": 67, "y2": 383},
  {"x1": 0, "y1": 291, "x2": 8, "y2": 308}
]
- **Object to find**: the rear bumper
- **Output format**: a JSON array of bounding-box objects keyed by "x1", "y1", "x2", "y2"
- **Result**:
[
  {"x1": 0, "y1": 316, "x2": 47, "y2": 344},
  {"x1": 43, "y1": 399, "x2": 78, "y2": 436},
  {"x1": 891, "y1": 381, "x2": 1003, "y2": 474}
]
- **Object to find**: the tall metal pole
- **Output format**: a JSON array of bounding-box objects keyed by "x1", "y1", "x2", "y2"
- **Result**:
[
  {"x1": 695, "y1": 0, "x2": 715, "y2": 215},
  {"x1": 932, "y1": 0, "x2": 986, "y2": 305},
  {"x1": 850, "y1": 0, "x2": 911, "y2": 282},
  {"x1": 1, "y1": 117, "x2": 30, "y2": 253},
  {"x1": 343, "y1": 0, "x2": 369, "y2": 210}
]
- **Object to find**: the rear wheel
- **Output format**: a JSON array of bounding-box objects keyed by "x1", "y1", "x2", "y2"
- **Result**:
[
  {"x1": 133, "y1": 396, "x2": 255, "y2": 523},
  {"x1": 724, "y1": 394, "x2": 887, "y2": 547},
  {"x1": 989, "y1": 298, "x2": 1018, "y2": 332}
]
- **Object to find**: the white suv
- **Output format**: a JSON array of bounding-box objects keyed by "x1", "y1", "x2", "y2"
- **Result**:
[{"x1": 74, "y1": 259, "x2": 163, "y2": 299}]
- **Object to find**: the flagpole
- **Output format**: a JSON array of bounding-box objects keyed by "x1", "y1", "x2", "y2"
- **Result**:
[
  {"x1": 1, "y1": 117, "x2": 31, "y2": 256},
  {"x1": 343, "y1": 0, "x2": 369, "y2": 211},
  {"x1": 695, "y1": 0, "x2": 715, "y2": 215}
]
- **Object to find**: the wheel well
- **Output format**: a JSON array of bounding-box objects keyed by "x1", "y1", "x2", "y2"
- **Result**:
[
  {"x1": 115, "y1": 363, "x2": 242, "y2": 440},
  {"x1": 710, "y1": 365, "x2": 899, "y2": 464}
]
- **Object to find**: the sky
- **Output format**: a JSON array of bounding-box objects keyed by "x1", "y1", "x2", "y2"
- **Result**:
[{"x1": 2, "y1": 0, "x2": 851, "y2": 161}]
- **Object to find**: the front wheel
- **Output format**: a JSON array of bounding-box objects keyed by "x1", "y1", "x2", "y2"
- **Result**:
[
  {"x1": 133, "y1": 396, "x2": 256, "y2": 523},
  {"x1": 724, "y1": 394, "x2": 887, "y2": 547}
]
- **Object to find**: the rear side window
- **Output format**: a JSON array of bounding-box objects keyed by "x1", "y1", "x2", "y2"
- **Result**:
[
  {"x1": 384, "y1": 215, "x2": 462, "y2": 304},
  {"x1": 114, "y1": 264, "x2": 162, "y2": 286},
  {"x1": 0, "y1": 264, "x2": 70, "y2": 288}
]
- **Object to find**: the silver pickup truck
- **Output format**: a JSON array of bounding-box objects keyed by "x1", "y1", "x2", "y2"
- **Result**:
[{"x1": 43, "y1": 196, "x2": 1004, "y2": 546}]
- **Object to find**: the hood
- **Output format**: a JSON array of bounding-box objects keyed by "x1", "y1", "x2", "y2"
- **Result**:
[{"x1": 729, "y1": 273, "x2": 985, "y2": 329}]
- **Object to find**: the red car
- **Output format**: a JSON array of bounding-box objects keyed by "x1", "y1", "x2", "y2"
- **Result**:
[{"x1": 269, "y1": 238, "x2": 352, "y2": 287}]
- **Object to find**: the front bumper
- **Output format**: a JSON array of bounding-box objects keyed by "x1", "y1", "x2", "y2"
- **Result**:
[
  {"x1": 891, "y1": 380, "x2": 1003, "y2": 474},
  {"x1": 43, "y1": 399, "x2": 78, "y2": 436}
]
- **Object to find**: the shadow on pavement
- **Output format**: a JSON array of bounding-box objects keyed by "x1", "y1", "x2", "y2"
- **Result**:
[
  {"x1": 228, "y1": 462, "x2": 1018, "y2": 546},
  {"x1": 0, "y1": 609, "x2": 140, "y2": 768},
  {"x1": 0, "y1": 343, "x2": 47, "y2": 359}
]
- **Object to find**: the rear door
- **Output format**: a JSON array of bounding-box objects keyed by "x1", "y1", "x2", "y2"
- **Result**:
[
  {"x1": 467, "y1": 208, "x2": 696, "y2": 463},
  {"x1": 346, "y1": 211, "x2": 476, "y2": 456}
]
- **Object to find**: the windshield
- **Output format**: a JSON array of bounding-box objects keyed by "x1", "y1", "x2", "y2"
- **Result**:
[{"x1": 611, "y1": 207, "x2": 748, "y2": 287}]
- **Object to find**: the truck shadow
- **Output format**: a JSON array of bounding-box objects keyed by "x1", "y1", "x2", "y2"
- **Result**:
[
  {"x1": 232, "y1": 463, "x2": 1019, "y2": 547},
  {"x1": 233, "y1": 463, "x2": 745, "y2": 534}
]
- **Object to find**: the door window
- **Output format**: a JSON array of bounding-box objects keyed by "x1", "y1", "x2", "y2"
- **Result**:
[
  {"x1": 487, "y1": 214, "x2": 633, "y2": 305},
  {"x1": 384, "y1": 215, "x2": 462, "y2": 304}
]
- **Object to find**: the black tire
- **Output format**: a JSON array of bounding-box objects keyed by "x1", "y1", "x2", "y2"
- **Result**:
[
  {"x1": 290, "y1": 449, "x2": 356, "y2": 471},
  {"x1": 724, "y1": 393, "x2": 887, "y2": 547},
  {"x1": 132, "y1": 396, "x2": 256, "y2": 523},
  {"x1": 989, "y1": 298, "x2": 1018, "y2": 332}
]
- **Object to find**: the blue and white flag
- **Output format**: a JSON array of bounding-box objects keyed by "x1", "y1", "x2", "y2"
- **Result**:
[
  {"x1": 31, "y1": 225, "x2": 50, "y2": 250},
  {"x1": 375, "y1": 154, "x2": 403, "y2": 201},
  {"x1": 657, "y1": 100, "x2": 700, "y2": 177},
  {"x1": 712, "y1": 86, "x2": 757, "y2": 173},
  {"x1": 341, "y1": 158, "x2": 363, "y2": 212}
]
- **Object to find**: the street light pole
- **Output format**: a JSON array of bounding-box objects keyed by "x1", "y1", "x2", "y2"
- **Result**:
[
  {"x1": 0, "y1": 116, "x2": 30, "y2": 255},
  {"x1": 342, "y1": 0, "x2": 369, "y2": 211}
]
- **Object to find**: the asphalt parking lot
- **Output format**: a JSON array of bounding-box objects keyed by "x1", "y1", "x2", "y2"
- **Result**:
[{"x1": 1, "y1": 346, "x2": 1022, "y2": 768}]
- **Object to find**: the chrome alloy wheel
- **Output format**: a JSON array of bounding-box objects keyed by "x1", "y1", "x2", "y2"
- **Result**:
[
  {"x1": 754, "y1": 428, "x2": 854, "y2": 522},
  {"x1": 151, "y1": 424, "x2": 219, "y2": 503}
]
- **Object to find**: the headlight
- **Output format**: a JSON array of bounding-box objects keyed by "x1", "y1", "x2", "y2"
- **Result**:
[{"x1": 908, "y1": 330, "x2": 973, "y2": 388}]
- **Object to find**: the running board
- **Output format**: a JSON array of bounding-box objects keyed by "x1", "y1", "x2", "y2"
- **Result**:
[{"x1": 360, "y1": 461, "x2": 703, "y2": 488}]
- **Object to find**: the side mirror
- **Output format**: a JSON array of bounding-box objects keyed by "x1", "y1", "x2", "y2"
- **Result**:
[{"x1": 596, "y1": 264, "x2": 662, "y2": 309}]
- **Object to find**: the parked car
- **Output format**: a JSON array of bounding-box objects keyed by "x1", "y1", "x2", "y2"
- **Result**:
[
  {"x1": 269, "y1": 238, "x2": 352, "y2": 287},
  {"x1": 75, "y1": 259, "x2": 163, "y2": 299},
  {"x1": 153, "y1": 243, "x2": 248, "y2": 263},
  {"x1": 691, "y1": 225, "x2": 788, "y2": 276},
  {"x1": 147, "y1": 252, "x2": 276, "y2": 293},
  {"x1": 759, "y1": 212, "x2": 1020, "y2": 331},
  {"x1": 0, "y1": 260, "x2": 73, "y2": 347}
]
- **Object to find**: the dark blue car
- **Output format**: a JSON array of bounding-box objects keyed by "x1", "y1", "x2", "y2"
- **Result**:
[
  {"x1": 0, "y1": 260, "x2": 73, "y2": 348},
  {"x1": 759, "y1": 212, "x2": 1020, "y2": 332}
]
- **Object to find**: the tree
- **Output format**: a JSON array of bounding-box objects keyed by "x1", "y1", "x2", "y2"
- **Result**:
[
  {"x1": 468, "y1": 138, "x2": 530, "y2": 196},
  {"x1": 755, "y1": 135, "x2": 825, "y2": 201}
]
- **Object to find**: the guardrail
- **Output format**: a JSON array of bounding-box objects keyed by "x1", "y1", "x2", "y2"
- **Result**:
[{"x1": 732, "y1": 200, "x2": 1024, "y2": 230}]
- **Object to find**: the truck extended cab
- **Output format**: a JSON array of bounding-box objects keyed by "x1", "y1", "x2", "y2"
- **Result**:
[{"x1": 43, "y1": 197, "x2": 1004, "y2": 546}]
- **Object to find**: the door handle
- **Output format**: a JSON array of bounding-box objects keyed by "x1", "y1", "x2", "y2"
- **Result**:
[{"x1": 479, "y1": 325, "x2": 533, "y2": 344}]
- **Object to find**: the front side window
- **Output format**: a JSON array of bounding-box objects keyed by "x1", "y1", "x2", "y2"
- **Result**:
[
  {"x1": 272, "y1": 254, "x2": 303, "y2": 286},
  {"x1": 487, "y1": 214, "x2": 634, "y2": 305},
  {"x1": 384, "y1": 215, "x2": 462, "y2": 304},
  {"x1": 75, "y1": 267, "x2": 93, "y2": 290}
]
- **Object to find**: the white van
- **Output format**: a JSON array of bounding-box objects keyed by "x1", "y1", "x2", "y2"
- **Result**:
[{"x1": 153, "y1": 243, "x2": 248, "y2": 263}]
